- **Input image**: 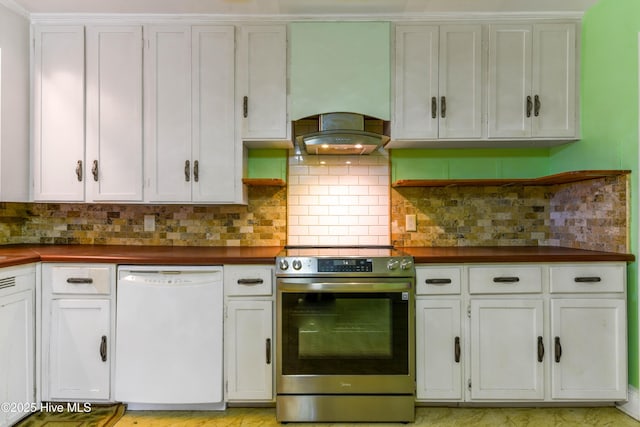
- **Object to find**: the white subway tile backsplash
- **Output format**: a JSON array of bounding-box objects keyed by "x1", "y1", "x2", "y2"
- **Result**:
[{"x1": 288, "y1": 151, "x2": 390, "y2": 245}]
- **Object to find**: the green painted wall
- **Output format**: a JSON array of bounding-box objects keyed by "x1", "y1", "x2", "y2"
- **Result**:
[
  {"x1": 246, "y1": 149, "x2": 288, "y2": 180},
  {"x1": 391, "y1": 148, "x2": 550, "y2": 181},
  {"x1": 289, "y1": 22, "x2": 391, "y2": 120},
  {"x1": 549, "y1": 0, "x2": 640, "y2": 388}
]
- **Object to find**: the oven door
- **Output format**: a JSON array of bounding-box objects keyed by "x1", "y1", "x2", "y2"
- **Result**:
[{"x1": 276, "y1": 277, "x2": 414, "y2": 395}]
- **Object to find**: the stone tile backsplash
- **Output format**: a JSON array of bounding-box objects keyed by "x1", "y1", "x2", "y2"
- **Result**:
[
  {"x1": 391, "y1": 174, "x2": 629, "y2": 253},
  {"x1": 0, "y1": 168, "x2": 629, "y2": 253},
  {"x1": 0, "y1": 186, "x2": 287, "y2": 246}
]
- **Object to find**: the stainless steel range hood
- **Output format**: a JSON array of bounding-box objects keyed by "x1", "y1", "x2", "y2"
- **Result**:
[{"x1": 297, "y1": 113, "x2": 390, "y2": 155}]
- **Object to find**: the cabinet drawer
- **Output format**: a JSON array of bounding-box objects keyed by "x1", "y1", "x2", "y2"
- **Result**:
[
  {"x1": 550, "y1": 264, "x2": 625, "y2": 293},
  {"x1": 416, "y1": 266, "x2": 461, "y2": 295},
  {"x1": 225, "y1": 265, "x2": 273, "y2": 296},
  {"x1": 469, "y1": 265, "x2": 542, "y2": 294},
  {"x1": 49, "y1": 265, "x2": 113, "y2": 295}
]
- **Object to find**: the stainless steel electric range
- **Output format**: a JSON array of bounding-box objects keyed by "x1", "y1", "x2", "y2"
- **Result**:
[{"x1": 275, "y1": 246, "x2": 415, "y2": 423}]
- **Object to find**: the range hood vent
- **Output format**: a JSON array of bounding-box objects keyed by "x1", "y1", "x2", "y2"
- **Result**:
[{"x1": 296, "y1": 113, "x2": 390, "y2": 155}]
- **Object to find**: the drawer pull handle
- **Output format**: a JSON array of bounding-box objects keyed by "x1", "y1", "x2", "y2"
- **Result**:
[
  {"x1": 537, "y1": 336, "x2": 544, "y2": 362},
  {"x1": 554, "y1": 336, "x2": 562, "y2": 363},
  {"x1": 266, "y1": 338, "x2": 272, "y2": 364},
  {"x1": 243, "y1": 96, "x2": 249, "y2": 118},
  {"x1": 237, "y1": 278, "x2": 264, "y2": 285},
  {"x1": 440, "y1": 96, "x2": 446, "y2": 118},
  {"x1": 66, "y1": 278, "x2": 94, "y2": 284},
  {"x1": 574, "y1": 276, "x2": 602, "y2": 283},
  {"x1": 425, "y1": 278, "x2": 452, "y2": 285},
  {"x1": 454, "y1": 336, "x2": 461, "y2": 363},
  {"x1": 526, "y1": 95, "x2": 533, "y2": 118},
  {"x1": 492, "y1": 277, "x2": 520, "y2": 283},
  {"x1": 100, "y1": 335, "x2": 107, "y2": 362}
]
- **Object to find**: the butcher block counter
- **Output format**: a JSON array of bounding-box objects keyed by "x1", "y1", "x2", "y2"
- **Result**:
[
  {"x1": 400, "y1": 246, "x2": 635, "y2": 264},
  {"x1": 0, "y1": 245, "x2": 632, "y2": 268},
  {"x1": 0, "y1": 245, "x2": 282, "y2": 267}
]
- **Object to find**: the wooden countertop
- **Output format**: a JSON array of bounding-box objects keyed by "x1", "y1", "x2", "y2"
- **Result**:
[
  {"x1": 0, "y1": 245, "x2": 283, "y2": 267},
  {"x1": 0, "y1": 245, "x2": 632, "y2": 268},
  {"x1": 399, "y1": 246, "x2": 635, "y2": 264}
]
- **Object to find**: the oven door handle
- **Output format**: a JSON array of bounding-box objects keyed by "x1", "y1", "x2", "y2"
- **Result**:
[{"x1": 277, "y1": 281, "x2": 412, "y2": 292}]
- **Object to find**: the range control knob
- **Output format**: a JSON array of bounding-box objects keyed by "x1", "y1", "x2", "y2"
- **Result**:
[
  {"x1": 279, "y1": 259, "x2": 289, "y2": 271},
  {"x1": 292, "y1": 259, "x2": 303, "y2": 270},
  {"x1": 400, "y1": 259, "x2": 414, "y2": 270},
  {"x1": 387, "y1": 259, "x2": 400, "y2": 270}
]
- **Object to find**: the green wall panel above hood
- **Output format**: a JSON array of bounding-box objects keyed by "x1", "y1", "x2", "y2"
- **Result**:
[{"x1": 290, "y1": 22, "x2": 391, "y2": 121}]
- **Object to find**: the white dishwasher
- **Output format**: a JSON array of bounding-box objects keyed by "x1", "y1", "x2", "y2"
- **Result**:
[{"x1": 115, "y1": 266, "x2": 224, "y2": 410}]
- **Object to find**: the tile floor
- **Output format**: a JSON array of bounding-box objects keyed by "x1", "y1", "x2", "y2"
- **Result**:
[{"x1": 114, "y1": 406, "x2": 640, "y2": 426}]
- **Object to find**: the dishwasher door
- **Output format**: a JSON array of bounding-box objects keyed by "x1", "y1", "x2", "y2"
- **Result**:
[{"x1": 115, "y1": 266, "x2": 223, "y2": 409}]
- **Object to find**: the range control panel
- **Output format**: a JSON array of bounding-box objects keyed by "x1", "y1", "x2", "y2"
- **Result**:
[{"x1": 317, "y1": 258, "x2": 373, "y2": 273}]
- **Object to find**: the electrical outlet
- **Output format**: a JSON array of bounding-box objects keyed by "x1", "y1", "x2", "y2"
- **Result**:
[
  {"x1": 144, "y1": 215, "x2": 155, "y2": 232},
  {"x1": 406, "y1": 214, "x2": 417, "y2": 232}
]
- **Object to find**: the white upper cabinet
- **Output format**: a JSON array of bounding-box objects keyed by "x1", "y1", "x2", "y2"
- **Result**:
[
  {"x1": 144, "y1": 25, "x2": 241, "y2": 203},
  {"x1": 33, "y1": 25, "x2": 144, "y2": 203},
  {"x1": 33, "y1": 26, "x2": 85, "y2": 201},
  {"x1": 237, "y1": 25, "x2": 289, "y2": 144},
  {"x1": 86, "y1": 26, "x2": 143, "y2": 202},
  {"x1": 393, "y1": 24, "x2": 482, "y2": 141},
  {"x1": 488, "y1": 23, "x2": 577, "y2": 139}
]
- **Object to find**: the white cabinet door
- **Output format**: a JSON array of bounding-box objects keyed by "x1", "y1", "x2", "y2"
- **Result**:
[
  {"x1": 393, "y1": 25, "x2": 439, "y2": 139},
  {"x1": 470, "y1": 299, "x2": 544, "y2": 400},
  {"x1": 416, "y1": 299, "x2": 462, "y2": 400},
  {"x1": 48, "y1": 299, "x2": 111, "y2": 401},
  {"x1": 238, "y1": 25, "x2": 288, "y2": 141},
  {"x1": 532, "y1": 24, "x2": 576, "y2": 138},
  {"x1": 438, "y1": 25, "x2": 483, "y2": 139},
  {"x1": 145, "y1": 25, "x2": 239, "y2": 203},
  {"x1": 488, "y1": 24, "x2": 532, "y2": 138},
  {"x1": 0, "y1": 289, "x2": 34, "y2": 427},
  {"x1": 550, "y1": 299, "x2": 626, "y2": 400},
  {"x1": 225, "y1": 299, "x2": 273, "y2": 400},
  {"x1": 191, "y1": 26, "x2": 237, "y2": 203},
  {"x1": 86, "y1": 25, "x2": 143, "y2": 202},
  {"x1": 33, "y1": 25, "x2": 85, "y2": 201},
  {"x1": 394, "y1": 25, "x2": 482, "y2": 141},
  {"x1": 144, "y1": 25, "x2": 192, "y2": 202},
  {"x1": 488, "y1": 23, "x2": 576, "y2": 139}
]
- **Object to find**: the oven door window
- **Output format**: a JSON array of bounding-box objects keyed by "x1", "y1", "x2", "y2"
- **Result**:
[{"x1": 281, "y1": 292, "x2": 409, "y2": 375}]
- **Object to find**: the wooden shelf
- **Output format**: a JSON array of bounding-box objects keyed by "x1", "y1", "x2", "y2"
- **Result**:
[
  {"x1": 242, "y1": 178, "x2": 286, "y2": 187},
  {"x1": 392, "y1": 170, "x2": 630, "y2": 188}
]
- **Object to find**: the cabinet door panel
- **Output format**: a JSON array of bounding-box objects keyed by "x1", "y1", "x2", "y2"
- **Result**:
[
  {"x1": 225, "y1": 300, "x2": 273, "y2": 400},
  {"x1": 470, "y1": 299, "x2": 544, "y2": 400},
  {"x1": 488, "y1": 25, "x2": 532, "y2": 138},
  {"x1": 550, "y1": 299, "x2": 626, "y2": 400},
  {"x1": 532, "y1": 24, "x2": 576, "y2": 138},
  {"x1": 439, "y1": 25, "x2": 482, "y2": 139},
  {"x1": 393, "y1": 25, "x2": 439, "y2": 139},
  {"x1": 0, "y1": 289, "x2": 34, "y2": 426},
  {"x1": 144, "y1": 25, "x2": 192, "y2": 202},
  {"x1": 191, "y1": 26, "x2": 236, "y2": 203},
  {"x1": 416, "y1": 299, "x2": 462, "y2": 400},
  {"x1": 86, "y1": 26, "x2": 143, "y2": 202},
  {"x1": 33, "y1": 26, "x2": 85, "y2": 201},
  {"x1": 49, "y1": 299, "x2": 111, "y2": 400},
  {"x1": 240, "y1": 25, "x2": 288, "y2": 140}
]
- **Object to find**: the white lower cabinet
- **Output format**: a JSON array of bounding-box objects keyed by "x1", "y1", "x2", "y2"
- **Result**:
[
  {"x1": 416, "y1": 262, "x2": 627, "y2": 404},
  {"x1": 48, "y1": 299, "x2": 111, "y2": 400},
  {"x1": 550, "y1": 299, "x2": 626, "y2": 400},
  {"x1": 224, "y1": 265, "x2": 274, "y2": 402},
  {"x1": 0, "y1": 265, "x2": 36, "y2": 427},
  {"x1": 469, "y1": 299, "x2": 544, "y2": 400},
  {"x1": 41, "y1": 264, "x2": 116, "y2": 402},
  {"x1": 416, "y1": 299, "x2": 462, "y2": 399}
]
